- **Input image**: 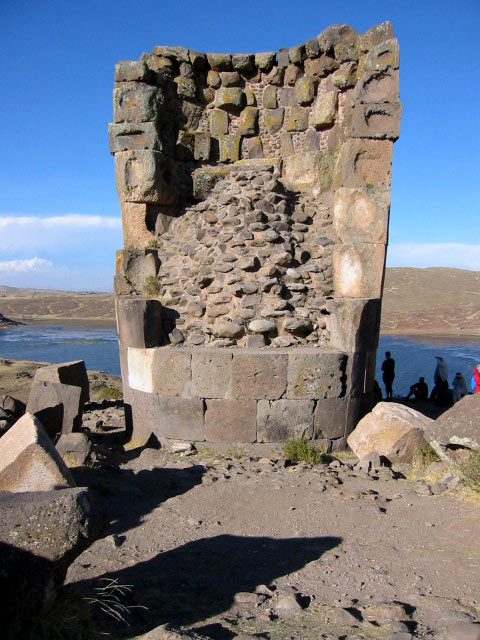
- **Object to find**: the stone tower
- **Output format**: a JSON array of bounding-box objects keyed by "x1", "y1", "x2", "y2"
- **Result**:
[{"x1": 110, "y1": 22, "x2": 401, "y2": 448}]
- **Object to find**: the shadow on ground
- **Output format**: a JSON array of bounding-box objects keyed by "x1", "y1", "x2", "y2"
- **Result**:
[{"x1": 72, "y1": 533, "x2": 342, "y2": 638}]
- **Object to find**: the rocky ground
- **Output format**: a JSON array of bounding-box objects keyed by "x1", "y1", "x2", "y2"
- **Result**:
[{"x1": 59, "y1": 401, "x2": 480, "y2": 640}]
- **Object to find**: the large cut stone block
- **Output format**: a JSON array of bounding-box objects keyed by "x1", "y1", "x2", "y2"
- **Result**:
[
  {"x1": 285, "y1": 107, "x2": 309, "y2": 131},
  {"x1": 334, "y1": 138, "x2": 393, "y2": 189},
  {"x1": 33, "y1": 360, "x2": 89, "y2": 405},
  {"x1": 115, "y1": 150, "x2": 177, "y2": 204},
  {"x1": 332, "y1": 243, "x2": 385, "y2": 298},
  {"x1": 216, "y1": 87, "x2": 245, "y2": 112},
  {"x1": 238, "y1": 107, "x2": 259, "y2": 136},
  {"x1": 205, "y1": 399, "x2": 256, "y2": 442},
  {"x1": 27, "y1": 380, "x2": 83, "y2": 437},
  {"x1": 257, "y1": 399, "x2": 314, "y2": 442},
  {"x1": 328, "y1": 298, "x2": 381, "y2": 353},
  {"x1": 194, "y1": 132, "x2": 211, "y2": 161},
  {"x1": 123, "y1": 386, "x2": 157, "y2": 446},
  {"x1": 108, "y1": 122, "x2": 161, "y2": 153},
  {"x1": 114, "y1": 60, "x2": 151, "y2": 82},
  {"x1": 334, "y1": 187, "x2": 390, "y2": 244},
  {"x1": 310, "y1": 91, "x2": 337, "y2": 128},
  {"x1": 351, "y1": 103, "x2": 401, "y2": 140},
  {"x1": 353, "y1": 68, "x2": 399, "y2": 104},
  {"x1": 231, "y1": 353, "x2": 287, "y2": 399},
  {"x1": 209, "y1": 109, "x2": 229, "y2": 136},
  {"x1": 191, "y1": 351, "x2": 232, "y2": 398},
  {"x1": 0, "y1": 413, "x2": 75, "y2": 492},
  {"x1": 313, "y1": 397, "x2": 361, "y2": 439},
  {"x1": 283, "y1": 152, "x2": 333, "y2": 193},
  {"x1": 219, "y1": 134, "x2": 241, "y2": 162},
  {"x1": 127, "y1": 347, "x2": 156, "y2": 393},
  {"x1": 113, "y1": 83, "x2": 163, "y2": 123},
  {"x1": 364, "y1": 39, "x2": 399, "y2": 73},
  {"x1": 151, "y1": 349, "x2": 191, "y2": 396},
  {"x1": 287, "y1": 351, "x2": 347, "y2": 399},
  {"x1": 264, "y1": 108, "x2": 284, "y2": 133},
  {"x1": 153, "y1": 395, "x2": 204, "y2": 440},
  {"x1": 115, "y1": 249, "x2": 159, "y2": 295},
  {"x1": 118, "y1": 201, "x2": 158, "y2": 249},
  {"x1": 116, "y1": 298, "x2": 163, "y2": 348}
]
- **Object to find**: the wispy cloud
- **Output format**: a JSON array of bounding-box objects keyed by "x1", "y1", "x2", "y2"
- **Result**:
[
  {"x1": 0, "y1": 214, "x2": 122, "y2": 251},
  {"x1": 0, "y1": 257, "x2": 53, "y2": 272},
  {"x1": 387, "y1": 243, "x2": 480, "y2": 270}
]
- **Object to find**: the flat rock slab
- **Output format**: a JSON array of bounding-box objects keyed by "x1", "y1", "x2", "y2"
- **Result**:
[{"x1": 0, "y1": 413, "x2": 75, "y2": 492}]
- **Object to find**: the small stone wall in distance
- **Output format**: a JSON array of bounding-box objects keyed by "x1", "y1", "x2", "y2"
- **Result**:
[{"x1": 110, "y1": 21, "x2": 401, "y2": 448}]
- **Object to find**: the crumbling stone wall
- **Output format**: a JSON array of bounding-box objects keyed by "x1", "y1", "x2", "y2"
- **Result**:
[{"x1": 110, "y1": 21, "x2": 401, "y2": 448}]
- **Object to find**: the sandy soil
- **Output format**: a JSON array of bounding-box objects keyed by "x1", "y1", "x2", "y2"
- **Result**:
[{"x1": 54, "y1": 404, "x2": 480, "y2": 640}]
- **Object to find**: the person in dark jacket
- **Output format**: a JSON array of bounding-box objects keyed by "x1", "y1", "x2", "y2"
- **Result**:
[
  {"x1": 406, "y1": 376, "x2": 428, "y2": 401},
  {"x1": 381, "y1": 351, "x2": 395, "y2": 398}
]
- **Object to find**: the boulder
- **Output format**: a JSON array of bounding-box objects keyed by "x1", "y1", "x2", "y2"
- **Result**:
[
  {"x1": 27, "y1": 379, "x2": 83, "y2": 437},
  {"x1": 425, "y1": 393, "x2": 480, "y2": 462},
  {"x1": 0, "y1": 394, "x2": 26, "y2": 416},
  {"x1": 0, "y1": 487, "x2": 105, "y2": 628},
  {"x1": 347, "y1": 402, "x2": 430, "y2": 462},
  {"x1": 56, "y1": 432, "x2": 91, "y2": 467},
  {"x1": 0, "y1": 413, "x2": 75, "y2": 492}
]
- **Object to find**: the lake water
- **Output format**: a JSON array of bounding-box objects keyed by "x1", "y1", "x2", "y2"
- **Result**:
[{"x1": 1, "y1": 324, "x2": 479, "y2": 394}]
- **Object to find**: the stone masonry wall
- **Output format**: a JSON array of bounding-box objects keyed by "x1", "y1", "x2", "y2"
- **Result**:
[{"x1": 110, "y1": 21, "x2": 401, "y2": 448}]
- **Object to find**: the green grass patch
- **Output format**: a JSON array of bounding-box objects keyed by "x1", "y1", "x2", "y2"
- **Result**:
[
  {"x1": 412, "y1": 443, "x2": 440, "y2": 471},
  {"x1": 460, "y1": 449, "x2": 480, "y2": 492},
  {"x1": 97, "y1": 385, "x2": 122, "y2": 401},
  {"x1": 282, "y1": 438, "x2": 326, "y2": 465}
]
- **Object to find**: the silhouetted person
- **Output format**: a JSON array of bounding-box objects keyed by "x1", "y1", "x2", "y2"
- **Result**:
[
  {"x1": 406, "y1": 376, "x2": 428, "y2": 401},
  {"x1": 430, "y1": 356, "x2": 450, "y2": 405},
  {"x1": 381, "y1": 351, "x2": 395, "y2": 398},
  {"x1": 452, "y1": 372, "x2": 468, "y2": 403}
]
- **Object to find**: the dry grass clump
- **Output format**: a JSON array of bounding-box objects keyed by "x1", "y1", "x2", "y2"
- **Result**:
[
  {"x1": 460, "y1": 450, "x2": 480, "y2": 492},
  {"x1": 283, "y1": 438, "x2": 327, "y2": 465},
  {"x1": 97, "y1": 385, "x2": 123, "y2": 401},
  {"x1": 412, "y1": 443, "x2": 440, "y2": 471}
]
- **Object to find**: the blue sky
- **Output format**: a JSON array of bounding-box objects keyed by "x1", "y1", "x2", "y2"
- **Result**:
[{"x1": 0, "y1": 0, "x2": 479, "y2": 290}]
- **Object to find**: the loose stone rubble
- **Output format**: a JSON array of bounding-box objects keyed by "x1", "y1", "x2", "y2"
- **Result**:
[{"x1": 111, "y1": 21, "x2": 402, "y2": 446}]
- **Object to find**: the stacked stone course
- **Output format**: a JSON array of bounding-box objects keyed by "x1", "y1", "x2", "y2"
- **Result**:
[{"x1": 110, "y1": 21, "x2": 401, "y2": 448}]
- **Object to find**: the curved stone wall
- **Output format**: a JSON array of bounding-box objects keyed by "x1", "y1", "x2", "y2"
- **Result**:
[{"x1": 110, "y1": 21, "x2": 401, "y2": 448}]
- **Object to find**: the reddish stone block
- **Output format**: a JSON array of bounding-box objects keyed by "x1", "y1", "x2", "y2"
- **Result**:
[
  {"x1": 204, "y1": 399, "x2": 257, "y2": 442},
  {"x1": 257, "y1": 399, "x2": 314, "y2": 442},
  {"x1": 191, "y1": 351, "x2": 232, "y2": 398},
  {"x1": 151, "y1": 349, "x2": 191, "y2": 396},
  {"x1": 231, "y1": 353, "x2": 287, "y2": 399},
  {"x1": 287, "y1": 351, "x2": 347, "y2": 399}
]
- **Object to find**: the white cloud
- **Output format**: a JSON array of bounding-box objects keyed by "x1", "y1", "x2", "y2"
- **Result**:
[
  {"x1": 387, "y1": 243, "x2": 480, "y2": 270},
  {"x1": 0, "y1": 214, "x2": 122, "y2": 251},
  {"x1": 0, "y1": 257, "x2": 53, "y2": 272}
]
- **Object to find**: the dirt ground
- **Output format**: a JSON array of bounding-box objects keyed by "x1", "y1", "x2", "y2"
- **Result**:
[{"x1": 61, "y1": 403, "x2": 480, "y2": 640}]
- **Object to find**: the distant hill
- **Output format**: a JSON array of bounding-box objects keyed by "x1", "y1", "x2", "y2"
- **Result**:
[{"x1": 1, "y1": 268, "x2": 479, "y2": 336}]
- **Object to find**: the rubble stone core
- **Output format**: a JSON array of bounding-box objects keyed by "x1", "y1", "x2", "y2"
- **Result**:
[{"x1": 111, "y1": 22, "x2": 401, "y2": 447}]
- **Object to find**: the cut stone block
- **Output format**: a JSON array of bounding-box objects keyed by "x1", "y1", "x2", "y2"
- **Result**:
[
  {"x1": 238, "y1": 107, "x2": 259, "y2": 136},
  {"x1": 114, "y1": 60, "x2": 150, "y2": 82},
  {"x1": 351, "y1": 103, "x2": 401, "y2": 140},
  {"x1": 283, "y1": 152, "x2": 334, "y2": 193},
  {"x1": 115, "y1": 150, "x2": 177, "y2": 205},
  {"x1": 219, "y1": 134, "x2": 241, "y2": 162},
  {"x1": 357, "y1": 21, "x2": 394, "y2": 53},
  {"x1": 108, "y1": 122, "x2": 161, "y2": 153},
  {"x1": 0, "y1": 413, "x2": 75, "y2": 492},
  {"x1": 56, "y1": 433, "x2": 91, "y2": 467},
  {"x1": 27, "y1": 380, "x2": 83, "y2": 437},
  {"x1": 115, "y1": 298, "x2": 163, "y2": 349},
  {"x1": 257, "y1": 399, "x2": 314, "y2": 442},
  {"x1": 310, "y1": 91, "x2": 337, "y2": 128},
  {"x1": 215, "y1": 87, "x2": 244, "y2": 112},
  {"x1": 191, "y1": 351, "x2": 232, "y2": 398},
  {"x1": 127, "y1": 347, "x2": 156, "y2": 393},
  {"x1": 209, "y1": 109, "x2": 229, "y2": 136},
  {"x1": 334, "y1": 138, "x2": 393, "y2": 189},
  {"x1": 205, "y1": 399, "x2": 256, "y2": 442},
  {"x1": 33, "y1": 360, "x2": 89, "y2": 405},
  {"x1": 313, "y1": 397, "x2": 361, "y2": 439},
  {"x1": 334, "y1": 187, "x2": 390, "y2": 244},
  {"x1": 328, "y1": 298, "x2": 381, "y2": 353},
  {"x1": 206, "y1": 53, "x2": 232, "y2": 71},
  {"x1": 153, "y1": 395, "x2": 204, "y2": 440},
  {"x1": 255, "y1": 51, "x2": 276, "y2": 70},
  {"x1": 194, "y1": 132, "x2": 211, "y2": 161},
  {"x1": 113, "y1": 83, "x2": 162, "y2": 123},
  {"x1": 353, "y1": 68, "x2": 400, "y2": 104},
  {"x1": 294, "y1": 77, "x2": 315, "y2": 105},
  {"x1": 364, "y1": 39, "x2": 399, "y2": 73},
  {"x1": 151, "y1": 349, "x2": 191, "y2": 396},
  {"x1": 231, "y1": 353, "x2": 287, "y2": 399},
  {"x1": 287, "y1": 351, "x2": 348, "y2": 399},
  {"x1": 332, "y1": 243, "x2": 385, "y2": 298},
  {"x1": 264, "y1": 108, "x2": 284, "y2": 133},
  {"x1": 263, "y1": 85, "x2": 277, "y2": 109},
  {"x1": 285, "y1": 107, "x2": 309, "y2": 131},
  {"x1": 347, "y1": 401, "x2": 430, "y2": 462}
]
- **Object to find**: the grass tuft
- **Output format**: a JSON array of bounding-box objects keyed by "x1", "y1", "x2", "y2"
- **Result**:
[
  {"x1": 283, "y1": 438, "x2": 326, "y2": 465},
  {"x1": 460, "y1": 449, "x2": 480, "y2": 492},
  {"x1": 412, "y1": 443, "x2": 440, "y2": 471},
  {"x1": 97, "y1": 385, "x2": 123, "y2": 401}
]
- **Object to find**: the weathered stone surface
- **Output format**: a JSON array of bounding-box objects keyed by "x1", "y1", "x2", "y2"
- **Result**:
[
  {"x1": 328, "y1": 298, "x2": 381, "y2": 352},
  {"x1": 332, "y1": 243, "x2": 385, "y2": 298},
  {"x1": 219, "y1": 134, "x2": 241, "y2": 162},
  {"x1": 194, "y1": 132, "x2": 211, "y2": 161},
  {"x1": 232, "y1": 53, "x2": 255, "y2": 73},
  {"x1": 151, "y1": 349, "x2": 191, "y2": 396},
  {"x1": 220, "y1": 71, "x2": 241, "y2": 87},
  {"x1": 295, "y1": 77, "x2": 315, "y2": 105},
  {"x1": 264, "y1": 108, "x2": 284, "y2": 133},
  {"x1": 232, "y1": 353, "x2": 287, "y2": 399},
  {"x1": 426, "y1": 393, "x2": 480, "y2": 461},
  {"x1": 56, "y1": 432, "x2": 91, "y2": 467},
  {"x1": 206, "y1": 53, "x2": 232, "y2": 71},
  {"x1": 347, "y1": 402, "x2": 430, "y2": 462},
  {"x1": 191, "y1": 351, "x2": 232, "y2": 398},
  {"x1": 351, "y1": 103, "x2": 402, "y2": 140},
  {"x1": 255, "y1": 51, "x2": 276, "y2": 70},
  {"x1": 127, "y1": 347, "x2": 156, "y2": 393},
  {"x1": 334, "y1": 187, "x2": 390, "y2": 244},
  {"x1": 334, "y1": 138, "x2": 393, "y2": 189},
  {"x1": 116, "y1": 298, "x2": 163, "y2": 348},
  {"x1": 193, "y1": 165, "x2": 230, "y2": 199},
  {"x1": 205, "y1": 399, "x2": 256, "y2": 442},
  {"x1": 153, "y1": 395, "x2": 204, "y2": 440},
  {"x1": 257, "y1": 399, "x2": 314, "y2": 442},
  {"x1": 357, "y1": 21, "x2": 394, "y2": 53},
  {"x1": 108, "y1": 121, "x2": 161, "y2": 153},
  {"x1": 113, "y1": 83, "x2": 162, "y2": 123},
  {"x1": 248, "y1": 319, "x2": 276, "y2": 334},
  {"x1": 216, "y1": 87, "x2": 244, "y2": 112},
  {"x1": 332, "y1": 61, "x2": 357, "y2": 89},
  {"x1": 284, "y1": 152, "x2": 333, "y2": 193},
  {"x1": 314, "y1": 397, "x2": 360, "y2": 439},
  {"x1": 310, "y1": 91, "x2": 337, "y2": 128},
  {"x1": 353, "y1": 68, "x2": 399, "y2": 104},
  {"x1": 287, "y1": 351, "x2": 347, "y2": 399},
  {"x1": 114, "y1": 59, "x2": 150, "y2": 82},
  {"x1": 239, "y1": 107, "x2": 259, "y2": 136},
  {"x1": 27, "y1": 380, "x2": 83, "y2": 437},
  {"x1": 245, "y1": 136, "x2": 263, "y2": 158},
  {"x1": 33, "y1": 360, "x2": 89, "y2": 405},
  {"x1": 263, "y1": 85, "x2": 277, "y2": 109},
  {"x1": 286, "y1": 107, "x2": 309, "y2": 131},
  {"x1": 0, "y1": 488, "x2": 105, "y2": 625},
  {"x1": 265, "y1": 65, "x2": 285, "y2": 85},
  {"x1": 364, "y1": 39, "x2": 400, "y2": 73},
  {"x1": 213, "y1": 319, "x2": 244, "y2": 339},
  {"x1": 115, "y1": 150, "x2": 177, "y2": 204},
  {"x1": 0, "y1": 413, "x2": 75, "y2": 492},
  {"x1": 115, "y1": 248, "x2": 159, "y2": 295}
]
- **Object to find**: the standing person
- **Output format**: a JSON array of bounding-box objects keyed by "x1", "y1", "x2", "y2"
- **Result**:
[
  {"x1": 381, "y1": 351, "x2": 395, "y2": 399},
  {"x1": 452, "y1": 372, "x2": 468, "y2": 403},
  {"x1": 430, "y1": 356, "x2": 449, "y2": 404},
  {"x1": 473, "y1": 363, "x2": 480, "y2": 394}
]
